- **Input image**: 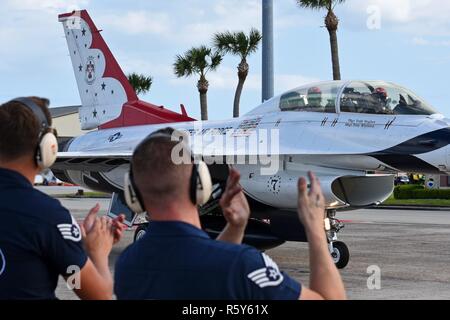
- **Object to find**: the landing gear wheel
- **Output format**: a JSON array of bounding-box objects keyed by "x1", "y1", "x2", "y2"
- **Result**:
[
  {"x1": 134, "y1": 224, "x2": 149, "y2": 242},
  {"x1": 331, "y1": 241, "x2": 350, "y2": 269},
  {"x1": 325, "y1": 210, "x2": 350, "y2": 269}
]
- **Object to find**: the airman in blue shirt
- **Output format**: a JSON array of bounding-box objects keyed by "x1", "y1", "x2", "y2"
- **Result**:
[
  {"x1": 0, "y1": 97, "x2": 125, "y2": 300},
  {"x1": 115, "y1": 128, "x2": 346, "y2": 300}
]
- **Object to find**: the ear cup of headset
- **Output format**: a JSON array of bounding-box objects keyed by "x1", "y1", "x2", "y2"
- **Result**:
[
  {"x1": 124, "y1": 172, "x2": 145, "y2": 214},
  {"x1": 37, "y1": 131, "x2": 58, "y2": 170},
  {"x1": 194, "y1": 161, "x2": 213, "y2": 206}
]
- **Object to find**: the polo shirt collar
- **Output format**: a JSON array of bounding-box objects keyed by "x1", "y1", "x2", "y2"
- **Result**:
[
  {"x1": 0, "y1": 168, "x2": 32, "y2": 188},
  {"x1": 146, "y1": 221, "x2": 210, "y2": 239}
]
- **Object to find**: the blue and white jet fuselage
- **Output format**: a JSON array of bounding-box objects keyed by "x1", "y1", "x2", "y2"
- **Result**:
[{"x1": 56, "y1": 80, "x2": 450, "y2": 211}]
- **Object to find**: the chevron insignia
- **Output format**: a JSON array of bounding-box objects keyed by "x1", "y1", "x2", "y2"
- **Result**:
[
  {"x1": 57, "y1": 215, "x2": 82, "y2": 242},
  {"x1": 247, "y1": 253, "x2": 284, "y2": 288}
]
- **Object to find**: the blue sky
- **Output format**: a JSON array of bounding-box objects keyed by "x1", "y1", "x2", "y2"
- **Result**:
[{"x1": 1, "y1": 0, "x2": 450, "y2": 120}]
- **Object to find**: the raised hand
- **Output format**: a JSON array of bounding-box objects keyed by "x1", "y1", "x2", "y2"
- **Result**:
[
  {"x1": 80, "y1": 203, "x2": 100, "y2": 238},
  {"x1": 83, "y1": 216, "x2": 114, "y2": 259},
  {"x1": 219, "y1": 168, "x2": 250, "y2": 229},
  {"x1": 112, "y1": 214, "x2": 126, "y2": 244},
  {"x1": 297, "y1": 172, "x2": 326, "y2": 238}
]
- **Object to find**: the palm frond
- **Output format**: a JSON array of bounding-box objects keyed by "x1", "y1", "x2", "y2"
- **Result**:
[
  {"x1": 296, "y1": 0, "x2": 345, "y2": 11},
  {"x1": 207, "y1": 51, "x2": 223, "y2": 73},
  {"x1": 213, "y1": 31, "x2": 237, "y2": 55},
  {"x1": 127, "y1": 72, "x2": 152, "y2": 95},
  {"x1": 174, "y1": 46, "x2": 222, "y2": 77},
  {"x1": 235, "y1": 31, "x2": 249, "y2": 58},
  {"x1": 247, "y1": 28, "x2": 263, "y2": 55},
  {"x1": 173, "y1": 54, "x2": 193, "y2": 78},
  {"x1": 213, "y1": 28, "x2": 262, "y2": 60},
  {"x1": 189, "y1": 45, "x2": 210, "y2": 74}
]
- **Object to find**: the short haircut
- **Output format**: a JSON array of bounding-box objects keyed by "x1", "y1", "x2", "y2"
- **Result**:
[
  {"x1": 0, "y1": 97, "x2": 52, "y2": 162},
  {"x1": 132, "y1": 127, "x2": 192, "y2": 205}
]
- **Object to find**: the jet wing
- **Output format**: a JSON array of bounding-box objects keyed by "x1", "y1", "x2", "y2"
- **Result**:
[{"x1": 52, "y1": 152, "x2": 132, "y2": 172}]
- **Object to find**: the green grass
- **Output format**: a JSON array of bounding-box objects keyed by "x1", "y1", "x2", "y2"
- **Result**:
[{"x1": 382, "y1": 194, "x2": 450, "y2": 207}]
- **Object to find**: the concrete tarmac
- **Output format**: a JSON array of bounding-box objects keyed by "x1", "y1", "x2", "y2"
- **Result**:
[{"x1": 45, "y1": 188, "x2": 450, "y2": 300}]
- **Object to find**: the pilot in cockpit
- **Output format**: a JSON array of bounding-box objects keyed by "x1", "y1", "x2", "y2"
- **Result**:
[
  {"x1": 371, "y1": 87, "x2": 393, "y2": 114},
  {"x1": 307, "y1": 87, "x2": 322, "y2": 110}
]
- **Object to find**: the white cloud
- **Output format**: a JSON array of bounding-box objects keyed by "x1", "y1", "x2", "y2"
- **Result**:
[
  {"x1": 169, "y1": 65, "x2": 318, "y2": 94},
  {"x1": 0, "y1": 1, "x2": 89, "y2": 70},
  {"x1": 6, "y1": 0, "x2": 89, "y2": 13},
  {"x1": 275, "y1": 74, "x2": 321, "y2": 93},
  {"x1": 412, "y1": 37, "x2": 450, "y2": 47},
  {"x1": 344, "y1": 0, "x2": 450, "y2": 36},
  {"x1": 352, "y1": 0, "x2": 413, "y2": 23},
  {"x1": 96, "y1": 0, "x2": 262, "y2": 45},
  {"x1": 120, "y1": 57, "x2": 173, "y2": 79},
  {"x1": 98, "y1": 11, "x2": 171, "y2": 36},
  {"x1": 412, "y1": 37, "x2": 429, "y2": 46},
  {"x1": 207, "y1": 66, "x2": 260, "y2": 90}
]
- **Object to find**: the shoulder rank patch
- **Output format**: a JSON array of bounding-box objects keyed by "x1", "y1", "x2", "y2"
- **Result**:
[
  {"x1": 0, "y1": 249, "x2": 6, "y2": 276},
  {"x1": 57, "y1": 215, "x2": 82, "y2": 242},
  {"x1": 247, "y1": 253, "x2": 284, "y2": 288}
]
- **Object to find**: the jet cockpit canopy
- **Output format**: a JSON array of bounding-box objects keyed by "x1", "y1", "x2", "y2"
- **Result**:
[
  {"x1": 340, "y1": 81, "x2": 437, "y2": 115},
  {"x1": 249, "y1": 80, "x2": 438, "y2": 116},
  {"x1": 279, "y1": 81, "x2": 343, "y2": 113}
]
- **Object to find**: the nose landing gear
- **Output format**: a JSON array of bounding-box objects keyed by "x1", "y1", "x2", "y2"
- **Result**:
[{"x1": 326, "y1": 210, "x2": 350, "y2": 269}]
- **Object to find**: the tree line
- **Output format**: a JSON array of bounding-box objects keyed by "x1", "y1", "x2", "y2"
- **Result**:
[{"x1": 128, "y1": 0, "x2": 345, "y2": 120}]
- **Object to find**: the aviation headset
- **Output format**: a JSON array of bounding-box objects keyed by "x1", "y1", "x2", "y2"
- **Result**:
[
  {"x1": 3, "y1": 97, "x2": 58, "y2": 170},
  {"x1": 124, "y1": 130, "x2": 213, "y2": 214}
]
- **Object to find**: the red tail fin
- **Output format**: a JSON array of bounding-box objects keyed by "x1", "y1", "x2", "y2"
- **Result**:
[
  {"x1": 58, "y1": 10, "x2": 194, "y2": 130},
  {"x1": 100, "y1": 100, "x2": 195, "y2": 129}
]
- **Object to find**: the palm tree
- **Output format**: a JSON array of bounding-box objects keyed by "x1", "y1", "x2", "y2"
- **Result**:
[
  {"x1": 127, "y1": 73, "x2": 153, "y2": 95},
  {"x1": 174, "y1": 46, "x2": 222, "y2": 120},
  {"x1": 296, "y1": 0, "x2": 345, "y2": 80},
  {"x1": 214, "y1": 28, "x2": 262, "y2": 118}
]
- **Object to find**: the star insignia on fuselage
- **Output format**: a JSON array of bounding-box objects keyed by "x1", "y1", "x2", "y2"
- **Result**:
[
  {"x1": 101, "y1": 82, "x2": 106, "y2": 90},
  {"x1": 92, "y1": 109, "x2": 98, "y2": 118},
  {"x1": 82, "y1": 28, "x2": 86, "y2": 36}
]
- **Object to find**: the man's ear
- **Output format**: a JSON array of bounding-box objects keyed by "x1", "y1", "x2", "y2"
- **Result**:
[{"x1": 26, "y1": 152, "x2": 41, "y2": 173}]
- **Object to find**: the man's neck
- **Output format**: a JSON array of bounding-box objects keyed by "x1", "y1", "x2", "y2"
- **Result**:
[
  {"x1": 146, "y1": 203, "x2": 201, "y2": 229},
  {"x1": 0, "y1": 157, "x2": 38, "y2": 185}
]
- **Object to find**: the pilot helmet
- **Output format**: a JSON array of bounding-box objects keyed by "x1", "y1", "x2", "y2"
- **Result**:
[
  {"x1": 308, "y1": 86, "x2": 322, "y2": 95},
  {"x1": 374, "y1": 87, "x2": 388, "y2": 102},
  {"x1": 307, "y1": 87, "x2": 322, "y2": 105}
]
